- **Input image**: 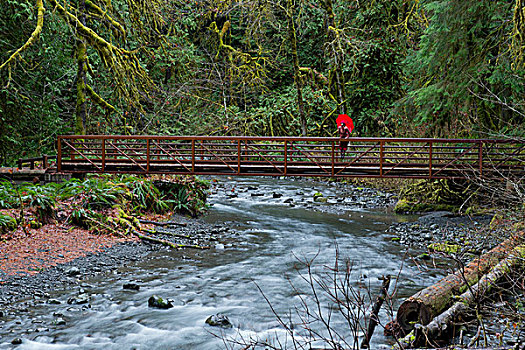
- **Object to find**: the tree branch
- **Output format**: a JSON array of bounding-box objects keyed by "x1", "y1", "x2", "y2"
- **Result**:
[{"x1": 0, "y1": 0, "x2": 45, "y2": 72}]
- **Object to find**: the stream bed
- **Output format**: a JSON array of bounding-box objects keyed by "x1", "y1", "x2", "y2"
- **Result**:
[{"x1": 0, "y1": 177, "x2": 449, "y2": 349}]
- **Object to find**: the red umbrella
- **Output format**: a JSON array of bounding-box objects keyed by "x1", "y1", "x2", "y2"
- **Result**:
[{"x1": 336, "y1": 114, "x2": 354, "y2": 133}]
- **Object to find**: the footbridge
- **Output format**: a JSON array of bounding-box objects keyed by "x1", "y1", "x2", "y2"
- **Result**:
[{"x1": 48, "y1": 135, "x2": 525, "y2": 180}]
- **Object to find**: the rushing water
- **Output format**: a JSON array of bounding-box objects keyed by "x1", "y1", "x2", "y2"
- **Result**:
[{"x1": 0, "y1": 177, "x2": 446, "y2": 350}]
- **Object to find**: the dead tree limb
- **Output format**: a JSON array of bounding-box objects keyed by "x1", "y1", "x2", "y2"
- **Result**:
[
  {"x1": 361, "y1": 275, "x2": 391, "y2": 348},
  {"x1": 131, "y1": 230, "x2": 209, "y2": 250},
  {"x1": 138, "y1": 219, "x2": 187, "y2": 227}
]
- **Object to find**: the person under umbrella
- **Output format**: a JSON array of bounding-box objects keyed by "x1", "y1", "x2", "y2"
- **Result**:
[
  {"x1": 338, "y1": 121, "x2": 351, "y2": 160},
  {"x1": 336, "y1": 114, "x2": 354, "y2": 160}
]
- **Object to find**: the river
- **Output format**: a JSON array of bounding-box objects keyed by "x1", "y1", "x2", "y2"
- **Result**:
[{"x1": 0, "y1": 177, "x2": 447, "y2": 349}]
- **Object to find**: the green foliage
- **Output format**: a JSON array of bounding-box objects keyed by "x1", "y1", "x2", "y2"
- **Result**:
[
  {"x1": 58, "y1": 177, "x2": 126, "y2": 210},
  {"x1": 403, "y1": 0, "x2": 524, "y2": 137},
  {"x1": 20, "y1": 183, "x2": 58, "y2": 222},
  {"x1": 341, "y1": 0, "x2": 407, "y2": 136},
  {"x1": 0, "y1": 212, "x2": 17, "y2": 235},
  {"x1": 0, "y1": 181, "x2": 19, "y2": 209},
  {"x1": 0, "y1": 2, "x2": 73, "y2": 164},
  {"x1": 116, "y1": 175, "x2": 172, "y2": 214},
  {"x1": 153, "y1": 175, "x2": 209, "y2": 216},
  {"x1": 0, "y1": 175, "x2": 209, "y2": 232}
]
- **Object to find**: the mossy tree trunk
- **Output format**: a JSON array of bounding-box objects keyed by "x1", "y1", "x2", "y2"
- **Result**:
[
  {"x1": 322, "y1": 0, "x2": 346, "y2": 115},
  {"x1": 288, "y1": 0, "x2": 307, "y2": 136},
  {"x1": 75, "y1": 0, "x2": 87, "y2": 135}
]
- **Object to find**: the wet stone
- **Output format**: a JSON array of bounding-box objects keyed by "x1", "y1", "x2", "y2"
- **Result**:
[
  {"x1": 11, "y1": 338, "x2": 23, "y2": 345},
  {"x1": 67, "y1": 294, "x2": 89, "y2": 305},
  {"x1": 65, "y1": 267, "x2": 80, "y2": 277},
  {"x1": 123, "y1": 283, "x2": 140, "y2": 291},
  {"x1": 205, "y1": 314, "x2": 232, "y2": 328},
  {"x1": 148, "y1": 295, "x2": 173, "y2": 309},
  {"x1": 54, "y1": 317, "x2": 67, "y2": 325}
]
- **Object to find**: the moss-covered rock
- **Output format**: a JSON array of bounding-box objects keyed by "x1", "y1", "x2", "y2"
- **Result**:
[
  {"x1": 428, "y1": 242, "x2": 460, "y2": 254},
  {"x1": 394, "y1": 199, "x2": 412, "y2": 213}
]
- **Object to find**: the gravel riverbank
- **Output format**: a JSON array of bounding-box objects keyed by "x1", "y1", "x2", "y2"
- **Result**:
[{"x1": 0, "y1": 214, "x2": 236, "y2": 321}]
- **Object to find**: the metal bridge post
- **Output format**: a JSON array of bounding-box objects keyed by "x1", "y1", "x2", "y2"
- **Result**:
[
  {"x1": 429, "y1": 141, "x2": 433, "y2": 178},
  {"x1": 146, "y1": 138, "x2": 150, "y2": 173},
  {"x1": 191, "y1": 139, "x2": 195, "y2": 174},
  {"x1": 284, "y1": 141, "x2": 288, "y2": 175},
  {"x1": 237, "y1": 140, "x2": 241, "y2": 174},
  {"x1": 331, "y1": 141, "x2": 335, "y2": 176},
  {"x1": 379, "y1": 141, "x2": 384, "y2": 177},
  {"x1": 57, "y1": 137, "x2": 62, "y2": 172},
  {"x1": 102, "y1": 138, "x2": 106, "y2": 172},
  {"x1": 479, "y1": 142, "x2": 483, "y2": 176}
]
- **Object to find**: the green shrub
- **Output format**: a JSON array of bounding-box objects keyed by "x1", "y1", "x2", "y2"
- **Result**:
[
  {"x1": 0, "y1": 213, "x2": 17, "y2": 235},
  {"x1": 19, "y1": 183, "x2": 58, "y2": 223},
  {"x1": 0, "y1": 181, "x2": 20, "y2": 209}
]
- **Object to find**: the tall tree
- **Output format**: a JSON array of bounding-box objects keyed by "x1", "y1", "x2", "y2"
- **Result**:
[
  {"x1": 1, "y1": 0, "x2": 166, "y2": 135},
  {"x1": 404, "y1": 0, "x2": 525, "y2": 137}
]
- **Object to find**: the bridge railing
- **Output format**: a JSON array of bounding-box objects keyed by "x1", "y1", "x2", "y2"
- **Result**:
[{"x1": 57, "y1": 135, "x2": 524, "y2": 179}]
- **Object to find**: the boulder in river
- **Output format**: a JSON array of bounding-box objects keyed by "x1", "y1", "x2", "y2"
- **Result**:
[
  {"x1": 148, "y1": 295, "x2": 173, "y2": 309},
  {"x1": 205, "y1": 313, "x2": 232, "y2": 328}
]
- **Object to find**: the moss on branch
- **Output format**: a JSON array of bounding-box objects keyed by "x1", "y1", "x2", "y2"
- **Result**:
[
  {"x1": 46, "y1": 0, "x2": 156, "y2": 113},
  {"x1": 0, "y1": 0, "x2": 45, "y2": 72},
  {"x1": 86, "y1": 84, "x2": 119, "y2": 114},
  {"x1": 84, "y1": 0, "x2": 127, "y2": 39}
]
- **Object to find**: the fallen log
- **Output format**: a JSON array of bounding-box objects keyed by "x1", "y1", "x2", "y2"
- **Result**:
[
  {"x1": 398, "y1": 245, "x2": 525, "y2": 348},
  {"x1": 390, "y1": 233, "x2": 524, "y2": 336}
]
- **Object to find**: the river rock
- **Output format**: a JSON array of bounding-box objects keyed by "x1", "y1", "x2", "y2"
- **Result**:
[
  {"x1": 67, "y1": 294, "x2": 89, "y2": 305},
  {"x1": 148, "y1": 295, "x2": 173, "y2": 309},
  {"x1": 205, "y1": 314, "x2": 232, "y2": 328},
  {"x1": 65, "y1": 267, "x2": 80, "y2": 277},
  {"x1": 314, "y1": 196, "x2": 327, "y2": 203},
  {"x1": 123, "y1": 283, "x2": 140, "y2": 291},
  {"x1": 47, "y1": 299, "x2": 61, "y2": 305},
  {"x1": 11, "y1": 338, "x2": 22, "y2": 345},
  {"x1": 54, "y1": 317, "x2": 66, "y2": 325},
  {"x1": 272, "y1": 192, "x2": 283, "y2": 198}
]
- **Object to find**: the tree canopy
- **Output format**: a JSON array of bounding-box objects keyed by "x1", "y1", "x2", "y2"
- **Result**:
[{"x1": 1, "y1": 0, "x2": 524, "y2": 164}]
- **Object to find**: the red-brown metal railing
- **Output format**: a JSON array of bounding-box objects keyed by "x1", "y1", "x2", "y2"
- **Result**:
[{"x1": 56, "y1": 135, "x2": 525, "y2": 180}]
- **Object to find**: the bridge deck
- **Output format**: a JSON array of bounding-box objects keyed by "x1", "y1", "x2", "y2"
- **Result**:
[{"x1": 56, "y1": 136, "x2": 525, "y2": 180}]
